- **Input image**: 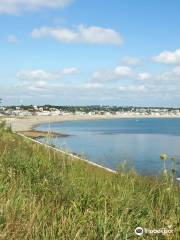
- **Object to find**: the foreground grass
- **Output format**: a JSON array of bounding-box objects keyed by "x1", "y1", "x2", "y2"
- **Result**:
[{"x1": 0, "y1": 125, "x2": 179, "y2": 239}]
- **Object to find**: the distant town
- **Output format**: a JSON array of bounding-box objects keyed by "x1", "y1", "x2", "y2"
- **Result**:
[{"x1": 0, "y1": 105, "x2": 180, "y2": 117}]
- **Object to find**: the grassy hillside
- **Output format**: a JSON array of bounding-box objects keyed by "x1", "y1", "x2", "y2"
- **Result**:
[{"x1": 0, "y1": 123, "x2": 179, "y2": 239}]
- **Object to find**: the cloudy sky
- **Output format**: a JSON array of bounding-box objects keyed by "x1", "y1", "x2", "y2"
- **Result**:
[{"x1": 1, "y1": 0, "x2": 180, "y2": 106}]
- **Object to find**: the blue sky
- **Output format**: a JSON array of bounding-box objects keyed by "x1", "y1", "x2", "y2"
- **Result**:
[{"x1": 1, "y1": 0, "x2": 180, "y2": 106}]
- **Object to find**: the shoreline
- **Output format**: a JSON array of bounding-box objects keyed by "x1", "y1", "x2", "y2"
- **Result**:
[
  {"x1": 4, "y1": 115, "x2": 180, "y2": 177},
  {"x1": 3, "y1": 114, "x2": 180, "y2": 132},
  {"x1": 16, "y1": 130, "x2": 69, "y2": 139},
  {"x1": 16, "y1": 132, "x2": 117, "y2": 174}
]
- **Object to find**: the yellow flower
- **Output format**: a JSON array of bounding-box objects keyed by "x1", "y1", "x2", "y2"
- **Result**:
[
  {"x1": 171, "y1": 156, "x2": 177, "y2": 161},
  {"x1": 160, "y1": 153, "x2": 168, "y2": 160}
]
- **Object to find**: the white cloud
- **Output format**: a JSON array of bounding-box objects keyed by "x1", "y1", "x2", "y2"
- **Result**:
[
  {"x1": 2, "y1": 73, "x2": 180, "y2": 105},
  {"x1": 122, "y1": 56, "x2": 140, "y2": 66},
  {"x1": 114, "y1": 66, "x2": 132, "y2": 77},
  {"x1": 137, "y1": 72, "x2": 151, "y2": 80},
  {"x1": 92, "y1": 71, "x2": 112, "y2": 83},
  {"x1": 1, "y1": 81, "x2": 151, "y2": 105},
  {"x1": 83, "y1": 83, "x2": 103, "y2": 89},
  {"x1": 62, "y1": 67, "x2": 78, "y2": 75},
  {"x1": 93, "y1": 66, "x2": 132, "y2": 83},
  {"x1": 17, "y1": 69, "x2": 57, "y2": 82},
  {"x1": 16, "y1": 67, "x2": 78, "y2": 83},
  {"x1": 157, "y1": 66, "x2": 180, "y2": 82},
  {"x1": 172, "y1": 66, "x2": 180, "y2": 76},
  {"x1": 7, "y1": 35, "x2": 18, "y2": 44},
  {"x1": 31, "y1": 25, "x2": 123, "y2": 45},
  {"x1": 153, "y1": 49, "x2": 180, "y2": 64},
  {"x1": 118, "y1": 85, "x2": 147, "y2": 93},
  {"x1": 0, "y1": 0, "x2": 73, "y2": 14},
  {"x1": 35, "y1": 80, "x2": 47, "y2": 87}
]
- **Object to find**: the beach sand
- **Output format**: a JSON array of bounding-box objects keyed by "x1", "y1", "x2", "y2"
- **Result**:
[
  {"x1": 3, "y1": 114, "x2": 180, "y2": 132},
  {"x1": 4, "y1": 115, "x2": 123, "y2": 131}
]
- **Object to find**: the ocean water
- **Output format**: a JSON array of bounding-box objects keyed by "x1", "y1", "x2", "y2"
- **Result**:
[{"x1": 36, "y1": 118, "x2": 180, "y2": 176}]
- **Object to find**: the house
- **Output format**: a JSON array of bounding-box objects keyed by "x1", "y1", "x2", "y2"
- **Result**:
[
  {"x1": 35, "y1": 111, "x2": 51, "y2": 116},
  {"x1": 33, "y1": 105, "x2": 38, "y2": 111}
]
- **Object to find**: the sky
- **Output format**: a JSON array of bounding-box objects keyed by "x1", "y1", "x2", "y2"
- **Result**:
[{"x1": 1, "y1": 0, "x2": 180, "y2": 106}]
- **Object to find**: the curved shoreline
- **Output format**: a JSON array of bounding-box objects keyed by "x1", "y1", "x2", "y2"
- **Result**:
[
  {"x1": 4, "y1": 115, "x2": 180, "y2": 176},
  {"x1": 4, "y1": 114, "x2": 180, "y2": 132},
  {"x1": 16, "y1": 132, "x2": 117, "y2": 174}
]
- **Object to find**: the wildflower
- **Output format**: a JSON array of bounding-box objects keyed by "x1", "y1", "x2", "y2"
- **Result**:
[
  {"x1": 160, "y1": 153, "x2": 168, "y2": 160},
  {"x1": 160, "y1": 153, "x2": 168, "y2": 174},
  {"x1": 171, "y1": 156, "x2": 177, "y2": 161}
]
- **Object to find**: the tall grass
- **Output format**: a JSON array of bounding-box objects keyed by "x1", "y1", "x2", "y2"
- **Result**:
[{"x1": 0, "y1": 124, "x2": 179, "y2": 239}]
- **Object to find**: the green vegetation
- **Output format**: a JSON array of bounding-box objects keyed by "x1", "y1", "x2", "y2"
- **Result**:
[
  {"x1": 0, "y1": 123, "x2": 179, "y2": 239},
  {"x1": 3, "y1": 104, "x2": 180, "y2": 114}
]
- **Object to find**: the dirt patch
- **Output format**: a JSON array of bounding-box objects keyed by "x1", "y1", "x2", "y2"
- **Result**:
[{"x1": 17, "y1": 130, "x2": 69, "y2": 139}]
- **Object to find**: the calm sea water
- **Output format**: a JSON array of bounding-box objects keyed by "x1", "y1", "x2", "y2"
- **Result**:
[{"x1": 36, "y1": 118, "x2": 180, "y2": 176}]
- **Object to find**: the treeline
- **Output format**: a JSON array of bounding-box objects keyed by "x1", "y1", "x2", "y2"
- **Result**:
[{"x1": 3, "y1": 105, "x2": 180, "y2": 113}]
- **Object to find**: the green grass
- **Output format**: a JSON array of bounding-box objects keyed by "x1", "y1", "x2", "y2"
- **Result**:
[{"x1": 0, "y1": 124, "x2": 179, "y2": 239}]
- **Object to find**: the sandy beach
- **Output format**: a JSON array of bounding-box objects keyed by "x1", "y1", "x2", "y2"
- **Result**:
[
  {"x1": 3, "y1": 114, "x2": 180, "y2": 132},
  {"x1": 4, "y1": 115, "x2": 125, "y2": 132}
]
